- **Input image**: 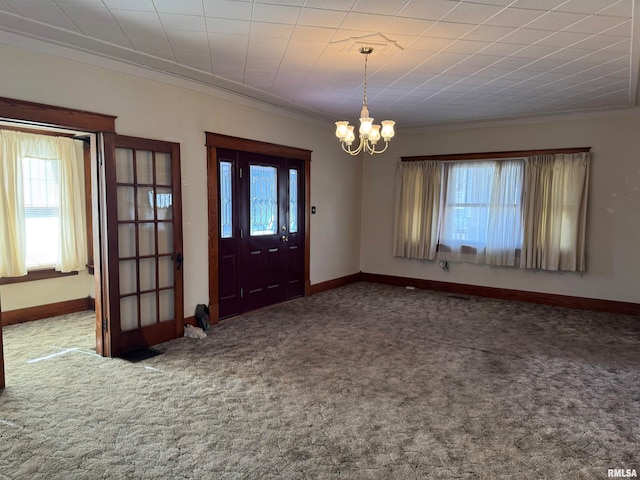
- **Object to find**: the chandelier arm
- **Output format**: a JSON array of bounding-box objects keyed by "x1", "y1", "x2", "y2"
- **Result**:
[
  {"x1": 367, "y1": 141, "x2": 390, "y2": 155},
  {"x1": 341, "y1": 138, "x2": 364, "y2": 156}
]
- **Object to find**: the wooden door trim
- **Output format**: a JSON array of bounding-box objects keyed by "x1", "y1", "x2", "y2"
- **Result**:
[
  {"x1": 205, "y1": 132, "x2": 311, "y2": 161},
  {"x1": 0, "y1": 296, "x2": 4, "y2": 389},
  {"x1": 206, "y1": 133, "x2": 312, "y2": 323},
  {"x1": 0, "y1": 96, "x2": 116, "y2": 133},
  {"x1": 206, "y1": 146, "x2": 221, "y2": 323}
]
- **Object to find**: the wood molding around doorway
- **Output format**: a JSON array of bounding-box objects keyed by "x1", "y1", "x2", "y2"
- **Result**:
[
  {"x1": 0, "y1": 96, "x2": 116, "y2": 133},
  {"x1": 205, "y1": 132, "x2": 312, "y2": 324},
  {"x1": 1, "y1": 297, "x2": 4, "y2": 389}
]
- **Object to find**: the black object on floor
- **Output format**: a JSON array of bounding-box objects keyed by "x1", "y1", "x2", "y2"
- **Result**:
[{"x1": 118, "y1": 348, "x2": 163, "y2": 363}]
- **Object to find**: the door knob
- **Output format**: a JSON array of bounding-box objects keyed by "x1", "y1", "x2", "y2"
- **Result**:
[
  {"x1": 173, "y1": 252, "x2": 184, "y2": 270},
  {"x1": 280, "y1": 235, "x2": 289, "y2": 242}
]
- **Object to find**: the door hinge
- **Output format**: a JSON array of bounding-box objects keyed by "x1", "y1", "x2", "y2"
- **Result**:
[
  {"x1": 240, "y1": 288, "x2": 244, "y2": 298},
  {"x1": 239, "y1": 167, "x2": 243, "y2": 179},
  {"x1": 102, "y1": 317, "x2": 108, "y2": 332},
  {"x1": 239, "y1": 228, "x2": 243, "y2": 239}
]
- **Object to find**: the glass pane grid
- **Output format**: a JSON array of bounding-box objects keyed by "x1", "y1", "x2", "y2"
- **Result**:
[{"x1": 115, "y1": 146, "x2": 176, "y2": 334}]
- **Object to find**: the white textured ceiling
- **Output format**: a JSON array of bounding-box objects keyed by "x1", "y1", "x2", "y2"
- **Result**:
[{"x1": 1, "y1": 0, "x2": 639, "y2": 128}]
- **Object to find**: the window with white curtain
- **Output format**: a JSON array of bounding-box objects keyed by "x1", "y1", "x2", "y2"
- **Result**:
[
  {"x1": 394, "y1": 150, "x2": 590, "y2": 272},
  {"x1": 0, "y1": 129, "x2": 87, "y2": 277},
  {"x1": 439, "y1": 160, "x2": 523, "y2": 266}
]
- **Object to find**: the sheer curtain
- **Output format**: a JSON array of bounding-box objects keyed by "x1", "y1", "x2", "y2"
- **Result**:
[
  {"x1": 485, "y1": 160, "x2": 523, "y2": 266},
  {"x1": 393, "y1": 160, "x2": 442, "y2": 260},
  {"x1": 438, "y1": 160, "x2": 523, "y2": 266},
  {"x1": 0, "y1": 130, "x2": 87, "y2": 276},
  {"x1": 521, "y1": 152, "x2": 590, "y2": 272}
]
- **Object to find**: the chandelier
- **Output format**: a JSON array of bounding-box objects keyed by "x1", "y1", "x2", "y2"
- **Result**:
[{"x1": 335, "y1": 47, "x2": 395, "y2": 155}]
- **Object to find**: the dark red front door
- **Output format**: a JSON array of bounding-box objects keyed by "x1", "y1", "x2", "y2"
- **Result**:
[{"x1": 217, "y1": 149, "x2": 304, "y2": 318}]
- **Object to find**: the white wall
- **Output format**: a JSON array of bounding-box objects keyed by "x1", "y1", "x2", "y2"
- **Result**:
[
  {"x1": 361, "y1": 113, "x2": 640, "y2": 304},
  {"x1": 0, "y1": 273, "x2": 95, "y2": 311},
  {"x1": 0, "y1": 40, "x2": 363, "y2": 314}
]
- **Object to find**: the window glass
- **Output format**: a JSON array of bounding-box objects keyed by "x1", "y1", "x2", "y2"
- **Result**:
[
  {"x1": 23, "y1": 157, "x2": 60, "y2": 268},
  {"x1": 441, "y1": 162, "x2": 494, "y2": 249},
  {"x1": 250, "y1": 165, "x2": 278, "y2": 236},
  {"x1": 289, "y1": 169, "x2": 298, "y2": 233},
  {"x1": 440, "y1": 160, "x2": 523, "y2": 254},
  {"x1": 219, "y1": 161, "x2": 233, "y2": 238}
]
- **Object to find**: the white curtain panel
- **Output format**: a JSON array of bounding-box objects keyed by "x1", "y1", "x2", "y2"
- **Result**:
[
  {"x1": 56, "y1": 139, "x2": 87, "y2": 273},
  {"x1": 0, "y1": 130, "x2": 27, "y2": 276},
  {"x1": 0, "y1": 130, "x2": 87, "y2": 277},
  {"x1": 485, "y1": 159, "x2": 523, "y2": 266},
  {"x1": 521, "y1": 153, "x2": 590, "y2": 272},
  {"x1": 393, "y1": 160, "x2": 442, "y2": 260}
]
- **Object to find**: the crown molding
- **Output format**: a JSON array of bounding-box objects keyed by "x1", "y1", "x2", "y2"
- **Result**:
[
  {"x1": 400, "y1": 106, "x2": 640, "y2": 134},
  {"x1": 0, "y1": 15, "x2": 330, "y2": 129}
]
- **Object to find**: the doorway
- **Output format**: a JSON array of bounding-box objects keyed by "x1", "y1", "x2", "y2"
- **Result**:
[
  {"x1": 206, "y1": 133, "x2": 311, "y2": 322},
  {"x1": 0, "y1": 97, "x2": 184, "y2": 376}
]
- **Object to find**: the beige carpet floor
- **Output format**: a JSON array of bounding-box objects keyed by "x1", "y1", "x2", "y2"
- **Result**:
[{"x1": 1, "y1": 282, "x2": 639, "y2": 479}]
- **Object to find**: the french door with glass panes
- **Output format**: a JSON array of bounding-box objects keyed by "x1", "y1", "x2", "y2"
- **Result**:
[
  {"x1": 218, "y1": 149, "x2": 304, "y2": 319},
  {"x1": 98, "y1": 133, "x2": 183, "y2": 357}
]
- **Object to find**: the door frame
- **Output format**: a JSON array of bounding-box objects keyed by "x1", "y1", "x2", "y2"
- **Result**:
[
  {"x1": 205, "y1": 132, "x2": 311, "y2": 324},
  {"x1": 1, "y1": 295, "x2": 5, "y2": 389},
  {"x1": 0, "y1": 97, "x2": 117, "y2": 379}
]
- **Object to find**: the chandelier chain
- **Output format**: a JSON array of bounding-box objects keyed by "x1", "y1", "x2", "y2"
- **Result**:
[{"x1": 363, "y1": 51, "x2": 368, "y2": 108}]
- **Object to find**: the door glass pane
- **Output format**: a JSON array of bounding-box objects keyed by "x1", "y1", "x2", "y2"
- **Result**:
[
  {"x1": 119, "y1": 260, "x2": 136, "y2": 295},
  {"x1": 159, "y1": 289, "x2": 174, "y2": 322},
  {"x1": 155, "y1": 187, "x2": 173, "y2": 220},
  {"x1": 138, "y1": 187, "x2": 155, "y2": 221},
  {"x1": 139, "y1": 258, "x2": 156, "y2": 291},
  {"x1": 220, "y1": 161, "x2": 233, "y2": 238},
  {"x1": 120, "y1": 296, "x2": 138, "y2": 332},
  {"x1": 115, "y1": 148, "x2": 134, "y2": 184},
  {"x1": 118, "y1": 224, "x2": 136, "y2": 258},
  {"x1": 158, "y1": 256, "x2": 174, "y2": 288},
  {"x1": 117, "y1": 186, "x2": 135, "y2": 221},
  {"x1": 139, "y1": 223, "x2": 156, "y2": 256},
  {"x1": 140, "y1": 292, "x2": 157, "y2": 327},
  {"x1": 250, "y1": 165, "x2": 277, "y2": 236},
  {"x1": 156, "y1": 152, "x2": 172, "y2": 186},
  {"x1": 158, "y1": 223, "x2": 173, "y2": 254},
  {"x1": 289, "y1": 169, "x2": 298, "y2": 234},
  {"x1": 136, "y1": 150, "x2": 154, "y2": 185}
]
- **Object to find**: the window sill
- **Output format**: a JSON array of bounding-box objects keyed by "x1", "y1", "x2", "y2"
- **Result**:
[{"x1": 0, "y1": 269, "x2": 78, "y2": 285}]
